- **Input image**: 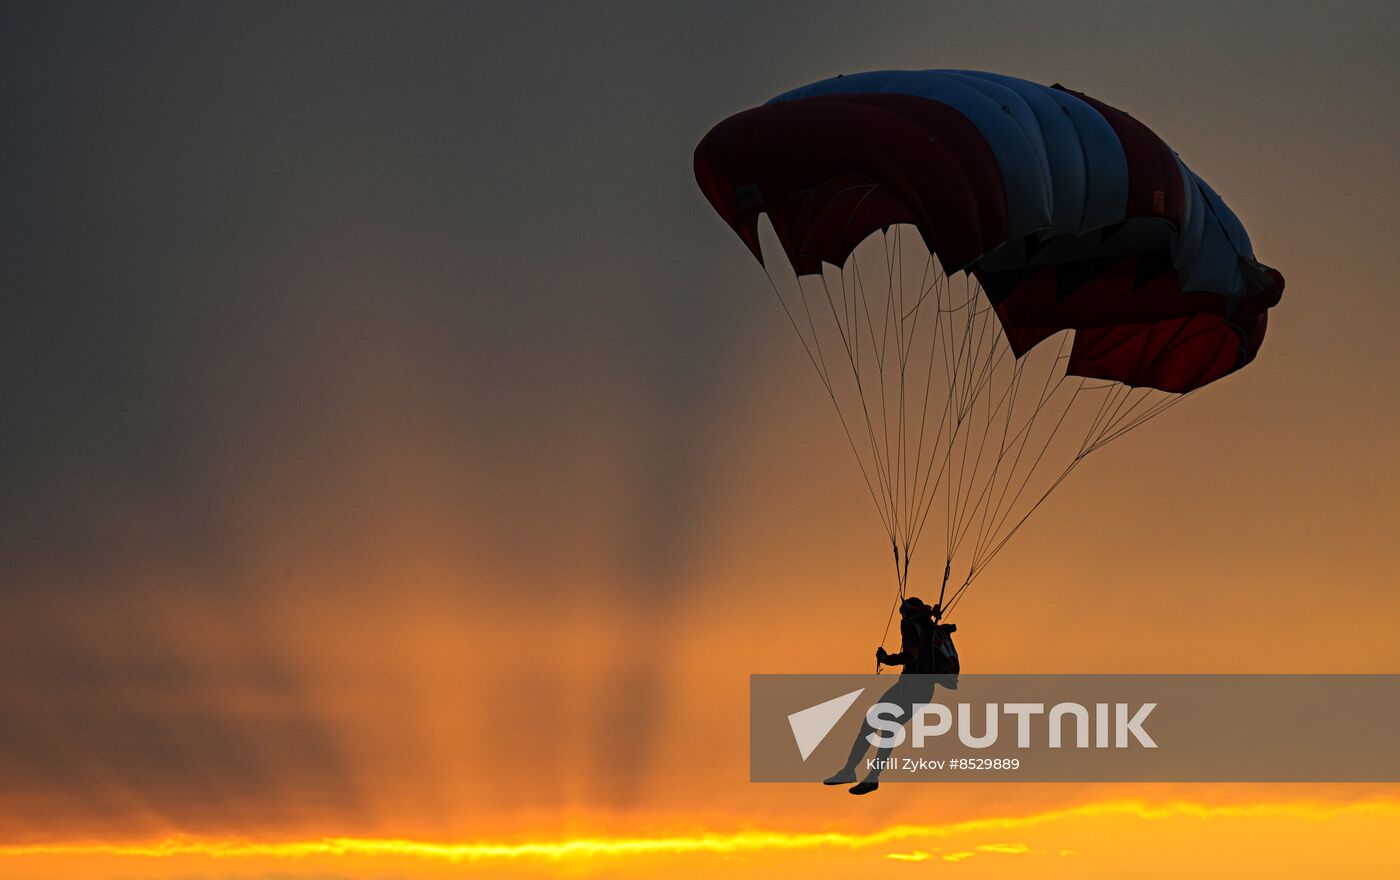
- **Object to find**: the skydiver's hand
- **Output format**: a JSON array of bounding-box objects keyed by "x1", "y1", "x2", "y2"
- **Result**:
[{"x1": 876, "y1": 647, "x2": 892, "y2": 665}]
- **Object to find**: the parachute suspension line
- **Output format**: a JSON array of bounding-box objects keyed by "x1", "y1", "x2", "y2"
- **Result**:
[
  {"x1": 907, "y1": 274, "x2": 974, "y2": 556},
  {"x1": 961, "y1": 363, "x2": 1047, "y2": 563},
  {"x1": 1087, "y1": 387, "x2": 1192, "y2": 453},
  {"x1": 903, "y1": 267, "x2": 953, "y2": 533},
  {"x1": 893, "y1": 228, "x2": 909, "y2": 564},
  {"x1": 901, "y1": 244, "x2": 932, "y2": 541},
  {"x1": 821, "y1": 266, "x2": 900, "y2": 539},
  {"x1": 876, "y1": 571, "x2": 900, "y2": 674},
  {"x1": 945, "y1": 380, "x2": 1190, "y2": 617},
  {"x1": 760, "y1": 266, "x2": 895, "y2": 542},
  {"x1": 943, "y1": 293, "x2": 1024, "y2": 573},
  {"x1": 959, "y1": 336, "x2": 1086, "y2": 594},
  {"x1": 893, "y1": 228, "x2": 934, "y2": 562},
  {"x1": 965, "y1": 356, "x2": 1029, "y2": 556},
  {"x1": 948, "y1": 318, "x2": 1003, "y2": 557},
  {"x1": 963, "y1": 375, "x2": 1085, "y2": 579},
  {"x1": 895, "y1": 238, "x2": 974, "y2": 568},
  {"x1": 902, "y1": 262, "x2": 949, "y2": 555},
  {"x1": 905, "y1": 281, "x2": 1011, "y2": 556},
  {"x1": 843, "y1": 249, "x2": 902, "y2": 535},
  {"x1": 947, "y1": 355, "x2": 1026, "y2": 560},
  {"x1": 876, "y1": 232, "x2": 901, "y2": 543},
  {"x1": 836, "y1": 234, "x2": 936, "y2": 563},
  {"x1": 960, "y1": 338, "x2": 1076, "y2": 560},
  {"x1": 854, "y1": 241, "x2": 899, "y2": 539},
  {"x1": 948, "y1": 285, "x2": 976, "y2": 555}
]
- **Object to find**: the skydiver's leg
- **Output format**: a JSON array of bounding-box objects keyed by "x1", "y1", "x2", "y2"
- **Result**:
[
  {"x1": 825, "y1": 678, "x2": 908, "y2": 786},
  {"x1": 850, "y1": 676, "x2": 936, "y2": 795}
]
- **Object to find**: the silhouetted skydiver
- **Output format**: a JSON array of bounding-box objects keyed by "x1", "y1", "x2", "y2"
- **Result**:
[{"x1": 824, "y1": 596, "x2": 957, "y2": 795}]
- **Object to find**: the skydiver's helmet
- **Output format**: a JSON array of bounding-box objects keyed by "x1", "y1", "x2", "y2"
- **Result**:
[{"x1": 900, "y1": 597, "x2": 933, "y2": 619}]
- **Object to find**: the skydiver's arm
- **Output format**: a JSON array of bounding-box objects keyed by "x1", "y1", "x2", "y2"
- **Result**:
[
  {"x1": 879, "y1": 620, "x2": 922, "y2": 666},
  {"x1": 879, "y1": 647, "x2": 915, "y2": 666}
]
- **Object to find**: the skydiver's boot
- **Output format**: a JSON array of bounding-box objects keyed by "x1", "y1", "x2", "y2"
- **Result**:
[
  {"x1": 848, "y1": 775, "x2": 880, "y2": 796},
  {"x1": 828, "y1": 723, "x2": 876, "y2": 786}
]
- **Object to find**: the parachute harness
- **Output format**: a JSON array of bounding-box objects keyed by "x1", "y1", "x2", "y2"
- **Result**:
[{"x1": 758, "y1": 226, "x2": 1188, "y2": 672}]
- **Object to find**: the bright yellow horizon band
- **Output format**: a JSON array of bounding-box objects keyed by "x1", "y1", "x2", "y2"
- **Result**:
[{"x1": 4, "y1": 798, "x2": 1397, "y2": 863}]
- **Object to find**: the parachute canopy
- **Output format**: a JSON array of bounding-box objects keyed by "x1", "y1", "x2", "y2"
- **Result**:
[
  {"x1": 695, "y1": 70, "x2": 1283, "y2": 394},
  {"x1": 694, "y1": 70, "x2": 1283, "y2": 618}
]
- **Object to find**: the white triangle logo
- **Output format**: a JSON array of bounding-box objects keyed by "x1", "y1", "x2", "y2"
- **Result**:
[{"x1": 787, "y1": 688, "x2": 865, "y2": 761}]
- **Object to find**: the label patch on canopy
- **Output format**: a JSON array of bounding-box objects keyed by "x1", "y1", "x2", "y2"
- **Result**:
[{"x1": 735, "y1": 185, "x2": 764, "y2": 211}]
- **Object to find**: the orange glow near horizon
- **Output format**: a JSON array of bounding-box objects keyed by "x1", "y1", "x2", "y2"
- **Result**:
[{"x1": 2, "y1": 797, "x2": 1399, "y2": 878}]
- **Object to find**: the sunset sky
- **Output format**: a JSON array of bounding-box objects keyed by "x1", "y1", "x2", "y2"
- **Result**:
[{"x1": 3, "y1": 2, "x2": 1399, "y2": 877}]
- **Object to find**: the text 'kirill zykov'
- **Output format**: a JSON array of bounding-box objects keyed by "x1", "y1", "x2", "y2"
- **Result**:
[{"x1": 867, "y1": 702, "x2": 1158, "y2": 749}]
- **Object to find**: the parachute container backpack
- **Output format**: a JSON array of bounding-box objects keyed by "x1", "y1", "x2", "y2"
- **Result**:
[
  {"x1": 933, "y1": 624, "x2": 960, "y2": 688},
  {"x1": 694, "y1": 70, "x2": 1283, "y2": 638}
]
